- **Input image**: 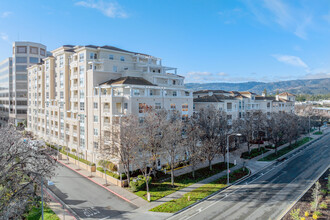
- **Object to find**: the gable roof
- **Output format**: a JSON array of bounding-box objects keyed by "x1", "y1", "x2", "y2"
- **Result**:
[
  {"x1": 194, "y1": 90, "x2": 230, "y2": 94},
  {"x1": 99, "y1": 76, "x2": 155, "y2": 86},
  {"x1": 279, "y1": 92, "x2": 295, "y2": 96}
]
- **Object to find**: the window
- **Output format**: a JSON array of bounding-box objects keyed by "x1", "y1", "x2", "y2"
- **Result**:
[
  {"x1": 16, "y1": 57, "x2": 27, "y2": 63},
  {"x1": 94, "y1": 115, "x2": 98, "y2": 122},
  {"x1": 60, "y1": 91, "x2": 64, "y2": 99},
  {"x1": 170, "y1": 104, "x2": 176, "y2": 110},
  {"x1": 40, "y1": 48, "x2": 46, "y2": 56},
  {"x1": 80, "y1": 138, "x2": 85, "y2": 148},
  {"x1": 17, "y1": 46, "x2": 27, "y2": 54},
  {"x1": 120, "y1": 56, "x2": 125, "y2": 61},
  {"x1": 94, "y1": 142, "x2": 98, "y2": 149},
  {"x1": 16, "y1": 65, "x2": 27, "y2": 72},
  {"x1": 173, "y1": 91, "x2": 177, "y2": 97},
  {"x1": 139, "y1": 103, "x2": 145, "y2": 113},
  {"x1": 16, "y1": 74, "x2": 27, "y2": 80},
  {"x1": 80, "y1": 102, "x2": 84, "y2": 111},
  {"x1": 113, "y1": 65, "x2": 117, "y2": 72},
  {"x1": 94, "y1": 128, "x2": 98, "y2": 136},
  {"x1": 124, "y1": 103, "x2": 128, "y2": 110},
  {"x1": 79, "y1": 53, "x2": 84, "y2": 62},
  {"x1": 109, "y1": 54, "x2": 114, "y2": 60},
  {"x1": 93, "y1": 102, "x2": 98, "y2": 109},
  {"x1": 89, "y1": 52, "x2": 97, "y2": 59},
  {"x1": 182, "y1": 104, "x2": 188, "y2": 111},
  {"x1": 155, "y1": 103, "x2": 161, "y2": 109},
  {"x1": 59, "y1": 55, "x2": 64, "y2": 67},
  {"x1": 94, "y1": 88, "x2": 98, "y2": 95},
  {"x1": 30, "y1": 47, "x2": 38, "y2": 54},
  {"x1": 79, "y1": 66, "x2": 84, "y2": 86},
  {"x1": 133, "y1": 89, "x2": 140, "y2": 96},
  {"x1": 29, "y1": 57, "x2": 39, "y2": 63},
  {"x1": 80, "y1": 90, "x2": 84, "y2": 99}
]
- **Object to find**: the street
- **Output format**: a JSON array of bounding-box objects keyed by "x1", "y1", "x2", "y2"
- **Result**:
[
  {"x1": 48, "y1": 164, "x2": 137, "y2": 219},
  {"x1": 169, "y1": 133, "x2": 330, "y2": 220}
]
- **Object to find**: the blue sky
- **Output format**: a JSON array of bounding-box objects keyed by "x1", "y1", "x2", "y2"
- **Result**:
[{"x1": 1, "y1": 0, "x2": 330, "y2": 83}]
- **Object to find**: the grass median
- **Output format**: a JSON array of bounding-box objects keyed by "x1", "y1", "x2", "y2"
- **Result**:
[
  {"x1": 149, "y1": 167, "x2": 249, "y2": 213},
  {"x1": 258, "y1": 137, "x2": 312, "y2": 161},
  {"x1": 24, "y1": 202, "x2": 59, "y2": 220},
  {"x1": 133, "y1": 162, "x2": 234, "y2": 201}
]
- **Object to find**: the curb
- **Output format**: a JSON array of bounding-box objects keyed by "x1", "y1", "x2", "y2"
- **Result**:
[
  {"x1": 45, "y1": 187, "x2": 79, "y2": 220},
  {"x1": 276, "y1": 165, "x2": 330, "y2": 220},
  {"x1": 55, "y1": 157, "x2": 136, "y2": 206}
]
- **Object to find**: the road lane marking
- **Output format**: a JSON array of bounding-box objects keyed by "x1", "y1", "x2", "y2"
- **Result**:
[{"x1": 171, "y1": 133, "x2": 329, "y2": 220}]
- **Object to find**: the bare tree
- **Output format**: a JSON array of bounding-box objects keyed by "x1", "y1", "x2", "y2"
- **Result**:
[
  {"x1": 100, "y1": 114, "x2": 141, "y2": 184},
  {"x1": 286, "y1": 113, "x2": 300, "y2": 146},
  {"x1": 0, "y1": 126, "x2": 56, "y2": 218},
  {"x1": 162, "y1": 110, "x2": 185, "y2": 186},
  {"x1": 197, "y1": 106, "x2": 227, "y2": 170},
  {"x1": 142, "y1": 109, "x2": 168, "y2": 177},
  {"x1": 266, "y1": 112, "x2": 289, "y2": 155},
  {"x1": 185, "y1": 115, "x2": 203, "y2": 178},
  {"x1": 232, "y1": 111, "x2": 255, "y2": 154},
  {"x1": 252, "y1": 110, "x2": 267, "y2": 151}
]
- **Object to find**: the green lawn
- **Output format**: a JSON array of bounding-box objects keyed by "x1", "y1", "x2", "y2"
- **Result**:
[
  {"x1": 258, "y1": 137, "x2": 312, "y2": 161},
  {"x1": 133, "y1": 162, "x2": 234, "y2": 201},
  {"x1": 24, "y1": 203, "x2": 59, "y2": 220},
  {"x1": 313, "y1": 131, "x2": 323, "y2": 135},
  {"x1": 150, "y1": 167, "x2": 249, "y2": 213},
  {"x1": 240, "y1": 147, "x2": 269, "y2": 159}
]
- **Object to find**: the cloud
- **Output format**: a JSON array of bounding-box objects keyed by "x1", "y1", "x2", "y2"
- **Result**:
[
  {"x1": 1, "y1": 11, "x2": 12, "y2": 18},
  {"x1": 0, "y1": 33, "x2": 8, "y2": 41},
  {"x1": 184, "y1": 71, "x2": 258, "y2": 83},
  {"x1": 75, "y1": 0, "x2": 127, "y2": 18},
  {"x1": 217, "y1": 72, "x2": 228, "y2": 76},
  {"x1": 303, "y1": 71, "x2": 330, "y2": 79},
  {"x1": 272, "y1": 54, "x2": 309, "y2": 69},
  {"x1": 245, "y1": 0, "x2": 313, "y2": 39}
]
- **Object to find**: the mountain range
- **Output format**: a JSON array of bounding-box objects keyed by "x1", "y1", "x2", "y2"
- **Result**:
[{"x1": 185, "y1": 78, "x2": 330, "y2": 95}]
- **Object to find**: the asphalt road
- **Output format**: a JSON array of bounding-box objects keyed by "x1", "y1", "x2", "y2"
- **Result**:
[
  {"x1": 48, "y1": 164, "x2": 137, "y2": 220},
  {"x1": 169, "y1": 134, "x2": 330, "y2": 220}
]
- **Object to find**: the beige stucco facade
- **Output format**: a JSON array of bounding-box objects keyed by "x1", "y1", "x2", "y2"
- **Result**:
[{"x1": 27, "y1": 45, "x2": 193, "y2": 165}]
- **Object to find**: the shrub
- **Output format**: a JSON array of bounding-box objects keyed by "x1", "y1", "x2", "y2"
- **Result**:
[
  {"x1": 320, "y1": 202, "x2": 327, "y2": 209},
  {"x1": 241, "y1": 147, "x2": 268, "y2": 159},
  {"x1": 129, "y1": 176, "x2": 152, "y2": 192},
  {"x1": 312, "y1": 214, "x2": 318, "y2": 220},
  {"x1": 300, "y1": 217, "x2": 305, "y2": 220},
  {"x1": 314, "y1": 211, "x2": 322, "y2": 217},
  {"x1": 290, "y1": 208, "x2": 300, "y2": 220},
  {"x1": 305, "y1": 211, "x2": 309, "y2": 217},
  {"x1": 98, "y1": 160, "x2": 118, "y2": 172}
]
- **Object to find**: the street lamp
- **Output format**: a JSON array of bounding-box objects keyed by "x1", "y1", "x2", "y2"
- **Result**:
[
  {"x1": 227, "y1": 133, "x2": 242, "y2": 185},
  {"x1": 309, "y1": 115, "x2": 311, "y2": 141}
]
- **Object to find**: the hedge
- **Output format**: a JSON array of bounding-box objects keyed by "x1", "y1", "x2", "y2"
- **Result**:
[
  {"x1": 96, "y1": 167, "x2": 127, "y2": 180},
  {"x1": 129, "y1": 175, "x2": 152, "y2": 192}
]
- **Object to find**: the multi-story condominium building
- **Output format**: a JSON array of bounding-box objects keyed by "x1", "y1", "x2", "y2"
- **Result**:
[
  {"x1": 0, "y1": 58, "x2": 12, "y2": 126},
  {"x1": 27, "y1": 45, "x2": 193, "y2": 164},
  {"x1": 0, "y1": 41, "x2": 47, "y2": 126},
  {"x1": 193, "y1": 90, "x2": 295, "y2": 123}
]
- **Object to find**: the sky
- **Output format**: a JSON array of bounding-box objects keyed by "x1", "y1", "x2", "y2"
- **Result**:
[{"x1": 0, "y1": 0, "x2": 330, "y2": 83}]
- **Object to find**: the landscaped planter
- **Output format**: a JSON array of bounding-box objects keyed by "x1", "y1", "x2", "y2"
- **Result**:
[
  {"x1": 60, "y1": 152, "x2": 96, "y2": 173},
  {"x1": 95, "y1": 169, "x2": 128, "y2": 187}
]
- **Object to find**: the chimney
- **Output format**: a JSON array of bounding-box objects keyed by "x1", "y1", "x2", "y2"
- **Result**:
[{"x1": 276, "y1": 95, "x2": 279, "y2": 101}]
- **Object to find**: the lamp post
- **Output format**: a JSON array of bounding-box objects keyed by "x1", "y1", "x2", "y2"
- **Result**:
[
  {"x1": 309, "y1": 115, "x2": 311, "y2": 141},
  {"x1": 227, "y1": 133, "x2": 242, "y2": 185}
]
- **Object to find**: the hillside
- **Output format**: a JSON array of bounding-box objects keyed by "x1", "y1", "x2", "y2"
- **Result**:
[{"x1": 185, "y1": 78, "x2": 330, "y2": 95}]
